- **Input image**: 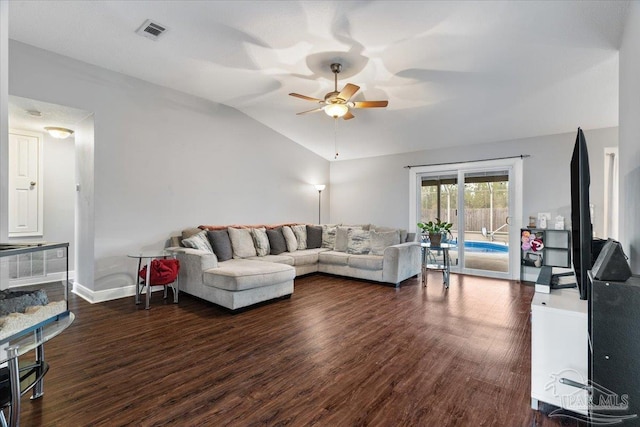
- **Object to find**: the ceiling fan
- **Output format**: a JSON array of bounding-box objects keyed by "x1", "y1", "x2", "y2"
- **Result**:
[{"x1": 289, "y1": 63, "x2": 388, "y2": 120}]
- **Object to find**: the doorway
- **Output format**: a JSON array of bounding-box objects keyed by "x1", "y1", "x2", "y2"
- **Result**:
[
  {"x1": 7, "y1": 96, "x2": 94, "y2": 286},
  {"x1": 410, "y1": 158, "x2": 523, "y2": 280}
]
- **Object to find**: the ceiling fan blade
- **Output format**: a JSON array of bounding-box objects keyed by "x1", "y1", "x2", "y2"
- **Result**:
[
  {"x1": 289, "y1": 93, "x2": 324, "y2": 103},
  {"x1": 296, "y1": 107, "x2": 324, "y2": 115},
  {"x1": 352, "y1": 100, "x2": 388, "y2": 108},
  {"x1": 337, "y1": 83, "x2": 360, "y2": 101},
  {"x1": 343, "y1": 111, "x2": 355, "y2": 120}
]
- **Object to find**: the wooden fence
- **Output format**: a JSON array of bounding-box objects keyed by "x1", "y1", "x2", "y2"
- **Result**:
[{"x1": 420, "y1": 207, "x2": 510, "y2": 233}]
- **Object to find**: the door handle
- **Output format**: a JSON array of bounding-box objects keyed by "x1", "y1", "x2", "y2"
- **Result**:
[{"x1": 30, "y1": 181, "x2": 36, "y2": 187}]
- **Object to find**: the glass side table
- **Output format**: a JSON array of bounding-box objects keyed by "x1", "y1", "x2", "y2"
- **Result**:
[
  {"x1": 420, "y1": 242, "x2": 457, "y2": 288},
  {"x1": 1, "y1": 312, "x2": 74, "y2": 427},
  {"x1": 127, "y1": 251, "x2": 179, "y2": 310}
]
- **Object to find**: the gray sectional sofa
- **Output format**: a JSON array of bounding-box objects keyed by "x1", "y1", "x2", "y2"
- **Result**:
[{"x1": 168, "y1": 224, "x2": 420, "y2": 311}]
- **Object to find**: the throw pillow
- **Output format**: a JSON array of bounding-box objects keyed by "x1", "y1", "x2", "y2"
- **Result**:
[
  {"x1": 181, "y1": 230, "x2": 213, "y2": 253},
  {"x1": 227, "y1": 227, "x2": 257, "y2": 259},
  {"x1": 291, "y1": 225, "x2": 307, "y2": 250},
  {"x1": 306, "y1": 225, "x2": 322, "y2": 249},
  {"x1": 206, "y1": 229, "x2": 233, "y2": 261},
  {"x1": 371, "y1": 225, "x2": 408, "y2": 243},
  {"x1": 321, "y1": 225, "x2": 337, "y2": 249},
  {"x1": 181, "y1": 227, "x2": 203, "y2": 247},
  {"x1": 266, "y1": 227, "x2": 287, "y2": 255},
  {"x1": 370, "y1": 230, "x2": 401, "y2": 256},
  {"x1": 251, "y1": 227, "x2": 270, "y2": 257},
  {"x1": 334, "y1": 226, "x2": 362, "y2": 252},
  {"x1": 346, "y1": 229, "x2": 371, "y2": 255},
  {"x1": 282, "y1": 226, "x2": 298, "y2": 252}
]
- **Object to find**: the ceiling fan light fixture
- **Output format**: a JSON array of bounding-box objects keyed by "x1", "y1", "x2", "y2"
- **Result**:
[
  {"x1": 44, "y1": 126, "x2": 74, "y2": 139},
  {"x1": 324, "y1": 103, "x2": 348, "y2": 118}
]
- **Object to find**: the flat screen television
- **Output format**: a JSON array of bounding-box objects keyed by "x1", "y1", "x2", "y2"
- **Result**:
[{"x1": 570, "y1": 127, "x2": 592, "y2": 300}]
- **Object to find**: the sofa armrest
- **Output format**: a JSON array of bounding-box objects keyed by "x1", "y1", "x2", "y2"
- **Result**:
[
  {"x1": 382, "y1": 242, "x2": 422, "y2": 284},
  {"x1": 169, "y1": 247, "x2": 218, "y2": 284}
]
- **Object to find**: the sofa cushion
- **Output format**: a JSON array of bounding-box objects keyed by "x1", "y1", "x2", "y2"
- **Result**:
[
  {"x1": 319, "y1": 250, "x2": 350, "y2": 266},
  {"x1": 207, "y1": 229, "x2": 233, "y2": 261},
  {"x1": 286, "y1": 249, "x2": 322, "y2": 266},
  {"x1": 282, "y1": 226, "x2": 298, "y2": 252},
  {"x1": 251, "y1": 227, "x2": 270, "y2": 257},
  {"x1": 346, "y1": 229, "x2": 371, "y2": 255},
  {"x1": 182, "y1": 230, "x2": 214, "y2": 253},
  {"x1": 203, "y1": 259, "x2": 295, "y2": 291},
  {"x1": 370, "y1": 230, "x2": 401, "y2": 256},
  {"x1": 291, "y1": 224, "x2": 307, "y2": 250},
  {"x1": 348, "y1": 254, "x2": 384, "y2": 270},
  {"x1": 322, "y1": 225, "x2": 338, "y2": 249},
  {"x1": 247, "y1": 254, "x2": 294, "y2": 265},
  {"x1": 267, "y1": 227, "x2": 287, "y2": 255},
  {"x1": 227, "y1": 227, "x2": 257, "y2": 259},
  {"x1": 334, "y1": 226, "x2": 362, "y2": 252},
  {"x1": 306, "y1": 225, "x2": 322, "y2": 249}
]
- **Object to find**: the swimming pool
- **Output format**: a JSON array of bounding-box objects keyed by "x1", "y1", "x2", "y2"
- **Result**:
[{"x1": 463, "y1": 240, "x2": 509, "y2": 253}]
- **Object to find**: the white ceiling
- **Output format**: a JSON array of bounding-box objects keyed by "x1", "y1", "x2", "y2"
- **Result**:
[
  {"x1": 7, "y1": 1, "x2": 629, "y2": 161},
  {"x1": 9, "y1": 96, "x2": 91, "y2": 137}
]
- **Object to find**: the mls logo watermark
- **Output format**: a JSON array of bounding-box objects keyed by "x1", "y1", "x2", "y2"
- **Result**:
[{"x1": 545, "y1": 369, "x2": 638, "y2": 425}]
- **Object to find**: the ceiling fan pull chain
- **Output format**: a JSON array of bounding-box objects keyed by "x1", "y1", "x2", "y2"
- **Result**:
[{"x1": 334, "y1": 118, "x2": 339, "y2": 159}]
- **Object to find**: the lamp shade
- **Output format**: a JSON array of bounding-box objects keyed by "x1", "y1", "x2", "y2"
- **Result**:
[
  {"x1": 44, "y1": 127, "x2": 74, "y2": 139},
  {"x1": 324, "y1": 104, "x2": 348, "y2": 118},
  {"x1": 314, "y1": 184, "x2": 326, "y2": 191}
]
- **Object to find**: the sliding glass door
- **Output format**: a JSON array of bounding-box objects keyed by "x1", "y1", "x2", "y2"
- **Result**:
[
  {"x1": 413, "y1": 158, "x2": 522, "y2": 280},
  {"x1": 461, "y1": 170, "x2": 510, "y2": 276}
]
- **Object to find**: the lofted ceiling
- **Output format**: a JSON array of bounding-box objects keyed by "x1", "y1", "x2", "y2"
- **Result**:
[{"x1": 7, "y1": 1, "x2": 630, "y2": 161}]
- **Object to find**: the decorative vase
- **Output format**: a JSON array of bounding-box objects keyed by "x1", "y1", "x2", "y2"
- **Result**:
[{"x1": 429, "y1": 232, "x2": 442, "y2": 247}]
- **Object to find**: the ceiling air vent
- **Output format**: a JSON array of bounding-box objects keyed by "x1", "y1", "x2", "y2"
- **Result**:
[{"x1": 136, "y1": 19, "x2": 168, "y2": 40}]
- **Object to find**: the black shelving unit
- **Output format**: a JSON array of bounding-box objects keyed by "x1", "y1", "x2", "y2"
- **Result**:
[{"x1": 520, "y1": 228, "x2": 571, "y2": 282}]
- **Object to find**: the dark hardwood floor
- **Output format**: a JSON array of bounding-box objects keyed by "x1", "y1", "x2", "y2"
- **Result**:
[{"x1": 14, "y1": 273, "x2": 583, "y2": 426}]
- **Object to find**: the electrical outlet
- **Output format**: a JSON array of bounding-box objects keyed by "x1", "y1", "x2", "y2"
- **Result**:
[{"x1": 56, "y1": 249, "x2": 64, "y2": 258}]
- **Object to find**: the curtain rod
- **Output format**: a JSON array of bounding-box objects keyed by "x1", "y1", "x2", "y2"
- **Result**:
[{"x1": 404, "y1": 154, "x2": 531, "y2": 169}]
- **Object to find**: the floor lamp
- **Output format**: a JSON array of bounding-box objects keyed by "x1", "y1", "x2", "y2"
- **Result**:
[{"x1": 314, "y1": 184, "x2": 325, "y2": 224}]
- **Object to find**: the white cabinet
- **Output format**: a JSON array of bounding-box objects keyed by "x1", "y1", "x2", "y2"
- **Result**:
[{"x1": 531, "y1": 288, "x2": 588, "y2": 415}]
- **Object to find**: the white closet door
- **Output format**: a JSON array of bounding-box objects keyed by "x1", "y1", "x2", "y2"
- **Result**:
[{"x1": 9, "y1": 130, "x2": 43, "y2": 236}]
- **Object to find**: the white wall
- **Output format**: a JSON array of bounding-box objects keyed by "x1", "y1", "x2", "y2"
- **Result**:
[
  {"x1": 74, "y1": 114, "x2": 95, "y2": 293},
  {"x1": 8, "y1": 41, "x2": 329, "y2": 295},
  {"x1": 42, "y1": 133, "x2": 75, "y2": 269},
  {"x1": 0, "y1": 1, "x2": 8, "y2": 288},
  {"x1": 330, "y1": 127, "x2": 617, "y2": 238},
  {"x1": 619, "y1": 1, "x2": 640, "y2": 274},
  {"x1": 0, "y1": 0, "x2": 8, "y2": 243}
]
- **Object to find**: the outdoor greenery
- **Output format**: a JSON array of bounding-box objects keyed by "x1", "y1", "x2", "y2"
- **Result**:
[{"x1": 420, "y1": 181, "x2": 509, "y2": 233}]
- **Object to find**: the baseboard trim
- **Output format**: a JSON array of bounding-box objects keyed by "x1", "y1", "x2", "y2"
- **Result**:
[
  {"x1": 72, "y1": 282, "x2": 166, "y2": 304},
  {"x1": 73, "y1": 282, "x2": 136, "y2": 304}
]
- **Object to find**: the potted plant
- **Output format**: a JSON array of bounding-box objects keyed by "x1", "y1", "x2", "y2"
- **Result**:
[{"x1": 417, "y1": 218, "x2": 453, "y2": 247}]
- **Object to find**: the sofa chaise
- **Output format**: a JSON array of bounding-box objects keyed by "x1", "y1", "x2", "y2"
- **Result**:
[{"x1": 168, "y1": 223, "x2": 420, "y2": 311}]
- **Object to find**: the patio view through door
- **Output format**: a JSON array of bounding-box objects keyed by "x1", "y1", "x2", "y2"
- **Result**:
[{"x1": 417, "y1": 166, "x2": 513, "y2": 279}]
